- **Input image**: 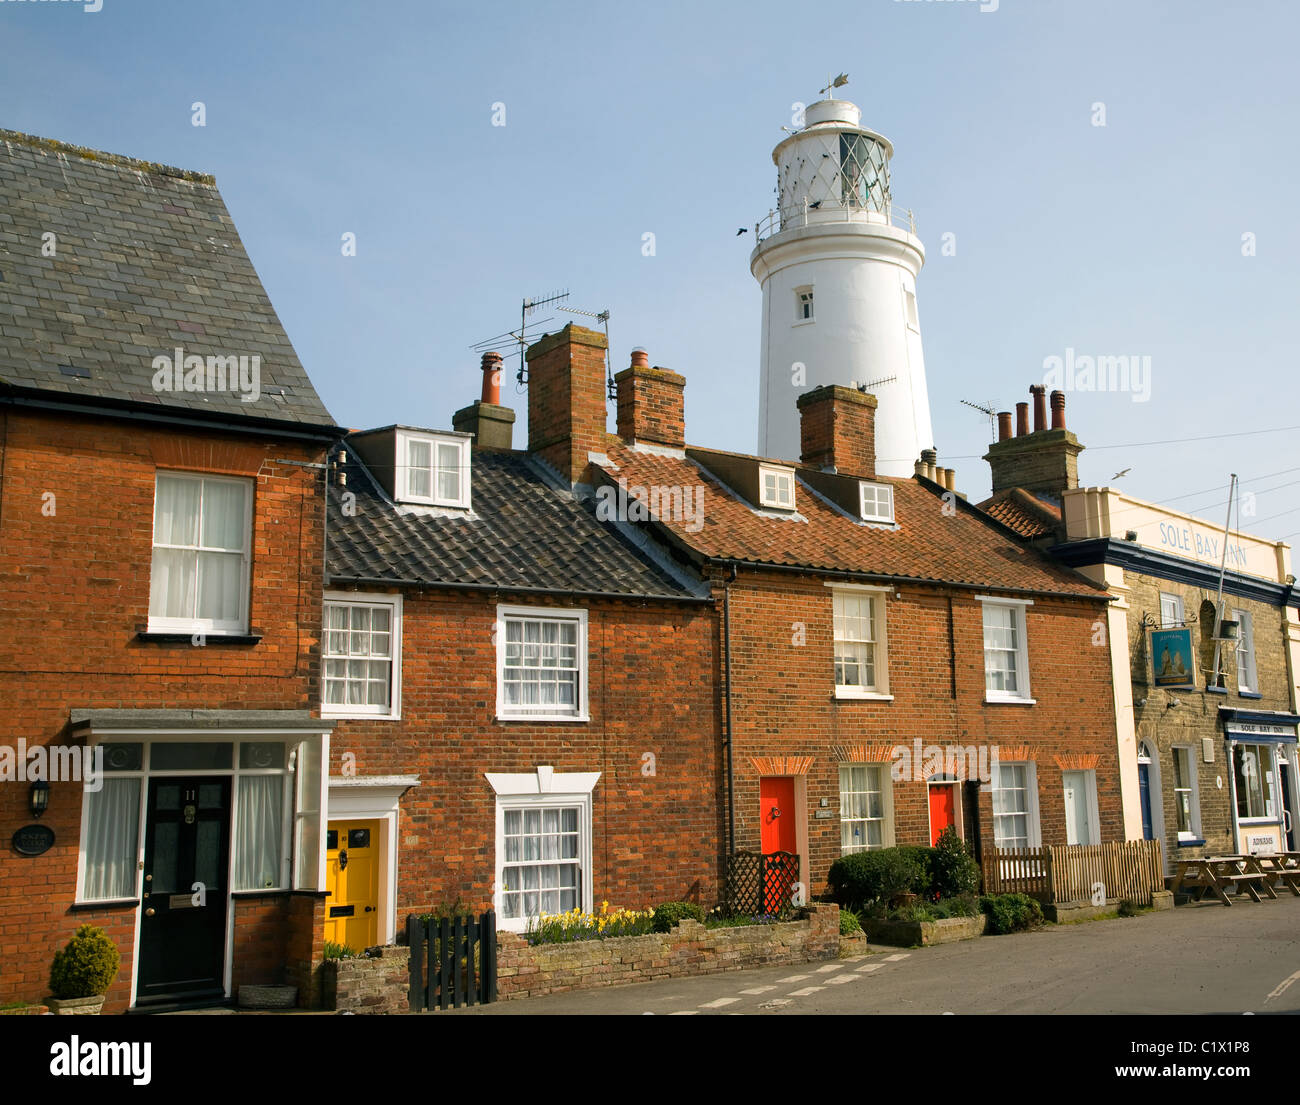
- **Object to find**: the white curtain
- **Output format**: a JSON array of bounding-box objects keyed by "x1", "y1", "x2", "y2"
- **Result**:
[
  {"x1": 233, "y1": 775, "x2": 283, "y2": 890},
  {"x1": 83, "y1": 778, "x2": 141, "y2": 899}
]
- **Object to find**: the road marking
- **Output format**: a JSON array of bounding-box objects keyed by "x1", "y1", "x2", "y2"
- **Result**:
[
  {"x1": 778, "y1": 974, "x2": 810, "y2": 982},
  {"x1": 668, "y1": 1010, "x2": 698, "y2": 1015},
  {"x1": 738, "y1": 986, "x2": 776, "y2": 995},
  {"x1": 1265, "y1": 967, "x2": 1300, "y2": 1003},
  {"x1": 788, "y1": 986, "x2": 824, "y2": 997},
  {"x1": 824, "y1": 974, "x2": 860, "y2": 985},
  {"x1": 856, "y1": 963, "x2": 882, "y2": 972},
  {"x1": 699, "y1": 997, "x2": 739, "y2": 1008},
  {"x1": 884, "y1": 953, "x2": 910, "y2": 962},
  {"x1": 814, "y1": 963, "x2": 843, "y2": 973},
  {"x1": 758, "y1": 999, "x2": 792, "y2": 1009}
]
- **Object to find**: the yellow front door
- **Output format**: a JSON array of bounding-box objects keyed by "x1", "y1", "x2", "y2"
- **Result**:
[{"x1": 324, "y1": 820, "x2": 381, "y2": 951}]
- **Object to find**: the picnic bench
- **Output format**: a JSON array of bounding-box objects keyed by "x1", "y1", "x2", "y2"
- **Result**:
[
  {"x1": 1252, "y1": 852, "x2": 1300, "y2": 898},
  {"x1": 1171, "y1": 855, "x2": 1277, "y2": 906}
]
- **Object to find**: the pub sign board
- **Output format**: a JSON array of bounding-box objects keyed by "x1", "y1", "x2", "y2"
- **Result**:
[
  {"x1": 11, "y1": 823, "x2": 54, "y2": 856},
  {"x1": 1151, "y1": 627, "x2": 1196, "y2": 690}
]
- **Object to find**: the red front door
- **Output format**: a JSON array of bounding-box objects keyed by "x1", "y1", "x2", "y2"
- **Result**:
[
  {"x1": 928, "y1": 784, "x2": 956, "y2": 845},
  {"x1": 760, "y1": 777, "x2": 797, "y2": 854}
]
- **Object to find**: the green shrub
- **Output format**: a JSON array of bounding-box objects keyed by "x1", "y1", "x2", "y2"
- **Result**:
[
  {"x1": 1117, "y1": 898, "x2": 1139, "y2": 918},
  {"x1": 49, "y1": 924, "x2": 119, "y2": 999},
  {"x1": 323, "y1": 941, "x2": 359, "y2": 960},
  {"x1": 828, "y1": 848, "x2": 927, "y2": 909},
  {"x1": 980, "y1": 893, "x2": 1045, "y2": 934},
  {"x1": 839, "y1": 909, "x2": 863, "y2": 936},
  {"x1": 930, "y1": 826, "x2": 980, "y2": 898},
  {"x1": 703, "y1": 913, "x2": 781, "y2": 930},
  {"x1": 651, "y1": 901, "x2": 706, "y2": 933}
]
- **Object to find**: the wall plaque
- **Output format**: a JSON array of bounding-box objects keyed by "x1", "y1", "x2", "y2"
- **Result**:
[{"x1": 11, "y1": 824, "x2": 54, "y2": 856}]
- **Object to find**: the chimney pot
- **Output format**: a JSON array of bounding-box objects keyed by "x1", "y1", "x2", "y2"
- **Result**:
[
  {"x1": 1015, "y1": 402, "x2": 1029, "y2": 437},
  {"x1": 1030, "y1": 384, "x2": 1047, "y2": 432},
  {"x1": 629, "y1": 347, "x2": 649, "y2": 369},
  {"x1": 997, "y1": 411, "x2": 1013, "y2": 442},
  {"x1": 1050, "y1": 389, "x2": 1066, "y2": 429},
  {"x1": 480, "y1": 351, "x2": 503, "y2": 405}
]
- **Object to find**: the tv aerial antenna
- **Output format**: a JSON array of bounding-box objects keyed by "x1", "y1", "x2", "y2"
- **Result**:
[
  {"x1": 558, "y1": 303, "x2": 614, "y2": 399},
  {"x1": 855, "y1": 374, "x2": 897, "y2": 394},
  {"x1": 470, "y1": 289, "x2": 569, "y2": 389},
  {"x1": 960, "y1": 398, "x2": 998, "y2": 440}
]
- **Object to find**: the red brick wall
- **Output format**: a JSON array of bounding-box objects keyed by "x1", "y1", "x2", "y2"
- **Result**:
[
  {"x1": 525, "y1": 325, "x2": 610, "y2": 483},
  {"x1": 327, "y1": 590, "x2": 723, "y2": 920},
  {"x1": 0, "y1": 408, "x2": 328, "y2": 1011},
  {"x1": 718, "y1": 571, "x2": 1122, "y2": 895}
]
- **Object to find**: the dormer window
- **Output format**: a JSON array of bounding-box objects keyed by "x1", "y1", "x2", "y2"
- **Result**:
[
  {"x1": 759, "y1": 464, "x2": 795, "y2": 510},
  {"x1": 396, "y1": 430, "x2": 470, "y2": 508},
  {"x1": 859, "y1": 481, "x2": 894, "y2": 524}
]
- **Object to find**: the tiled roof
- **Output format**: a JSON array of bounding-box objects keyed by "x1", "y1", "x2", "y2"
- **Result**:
[
  {"x1": 594, "y1": 441, "x2": 1106, "y2": 598},
  {"x1": 0, "y1": 131, "x2": 337, "y2": 432},
  {"x1": 326, "y1": 447, "x2": 707, "y2": 601},
  {"x1": 977, "y1": 487, "x2": 1064, "y2": 541}
]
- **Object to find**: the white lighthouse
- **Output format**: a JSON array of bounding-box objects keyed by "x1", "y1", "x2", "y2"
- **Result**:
[{"x1": 751, "y1": 95, "x2": 934, "y2": 477}]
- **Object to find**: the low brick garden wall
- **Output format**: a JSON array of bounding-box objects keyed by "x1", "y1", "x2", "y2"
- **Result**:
[
  {"x1": 496, "y1": 903, "x2": 840, "y2": 1001},
  {"x1": 322, "y1": 946, "x2": 409, "y2": 1014}
]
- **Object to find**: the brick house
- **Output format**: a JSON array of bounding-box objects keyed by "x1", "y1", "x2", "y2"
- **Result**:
[
  {"x1": 525, "y1": 325, "x2": 1125, "y2": 899},
  {"x1": 0, "y1": 133, "x2": 341, "y2": 1011},
  {"x1": 979, "y1": 387, "x2": 1300, "y2": 865},
  {"x1": 321, "y1": 343, "x2": 722, "y2": 943}
]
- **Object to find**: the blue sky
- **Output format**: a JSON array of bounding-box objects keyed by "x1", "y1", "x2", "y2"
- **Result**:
[{"x1": 5, "y1": 0, "x2": 1299, "y2": 544}]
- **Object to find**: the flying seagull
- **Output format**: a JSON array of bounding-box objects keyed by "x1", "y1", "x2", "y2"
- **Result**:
[
  {"x1": 808, "y1": 200, "x2": 822, "y2": 209},
  {"x1": 736, "y1": 227, "x2": 748, "y2": 236},
  {"x1": 1112, "y1": 468, "x2": 1131, "y2": 480}
]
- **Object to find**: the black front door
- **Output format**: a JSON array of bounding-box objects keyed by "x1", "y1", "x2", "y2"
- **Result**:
[{"x1": 137, "y1": 777, "x2": 230, "y2": 1005}]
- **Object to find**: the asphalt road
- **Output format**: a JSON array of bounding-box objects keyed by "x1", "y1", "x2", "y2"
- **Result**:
[{"x1": 450, "y1": 897, "x2": 1300, "y2": 1015}]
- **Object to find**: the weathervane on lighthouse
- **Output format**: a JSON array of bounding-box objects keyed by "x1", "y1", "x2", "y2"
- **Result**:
[{"x1": 750, "y1": 75, "x2": 935, "y2": 478}]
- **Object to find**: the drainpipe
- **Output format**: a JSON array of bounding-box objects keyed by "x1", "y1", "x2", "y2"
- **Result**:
[{"x1": 723, "y1": 565, "x2": 737, "y2": 859}]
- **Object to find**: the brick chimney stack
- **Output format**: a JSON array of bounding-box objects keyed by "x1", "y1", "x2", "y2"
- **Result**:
[
  {"x1": 614, "y1": 347, "x2": 686, "y2": 450},
  {"x1": 452, "y1": 350, "x2": 516, "y2": 450},
  {"x1": 796, "y1": 384, "x2": 878, "y2": 476},
  {"x1": 525, "y1": 324, "x2": 609, "y2": 484},
  {"x1": 984, "y1": 384, "x2": 1084, "y2": 497}
]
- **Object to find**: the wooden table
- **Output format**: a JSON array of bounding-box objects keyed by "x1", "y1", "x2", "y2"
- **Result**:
[
  {"x1": 1252, "y1": 853, "x2": 1300, "y2": 897},
  {"x1": 1171, "y1": 856, "x2": 1275, "y2": 906}
]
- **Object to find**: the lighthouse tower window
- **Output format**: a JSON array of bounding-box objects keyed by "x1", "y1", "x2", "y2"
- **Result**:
[{"x1": 795, "y1": 287, "x2": 814, "y2": 322}]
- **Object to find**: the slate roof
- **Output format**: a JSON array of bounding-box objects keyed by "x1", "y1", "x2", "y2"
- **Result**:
[
  {"x1": 593, "y1": 441, "x2": 1107, "y2": 599},
  {"x1": 977, "y1": 487, "x2": 1064, "y2": 541},
  {"x1": 326, "y1": 446, "x2": 707, "y2": 601},
  {"x1": 0, "y1": 130, "x2": 337, "y2": 433}
]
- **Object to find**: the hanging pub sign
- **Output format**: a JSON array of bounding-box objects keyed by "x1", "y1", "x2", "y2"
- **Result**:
[{"x1": 1151, "y1": 626, "x2": 1196, "y2": 690}]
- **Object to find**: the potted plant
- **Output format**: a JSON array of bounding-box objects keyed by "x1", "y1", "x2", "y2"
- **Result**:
[{"x1": 48, "y1": 924, "x2": 119, "y2": 1014}]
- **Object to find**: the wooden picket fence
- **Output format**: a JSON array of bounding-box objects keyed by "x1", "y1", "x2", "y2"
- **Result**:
[
  {"x1": 407, "y1": 911, "x2": 497, "y2": 1011},
  {"x1": 982, "y1": 840, "x2": 1164, "y2": 906}
]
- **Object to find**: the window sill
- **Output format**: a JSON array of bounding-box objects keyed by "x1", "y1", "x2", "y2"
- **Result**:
[
  {"x1": 496, "y1": 714, "x2": 591, "y2": 724},
  {"x1": 231, "y1": 888, "x2": 291, "y2": 898},
  {"x1": 71, "y1": 898, "x2": 139, "y2": 910},
  {"x1": 791, "y1": 318, "x2": 815, "y2": 327},
  {"x1": 834, "y1": 690, "x2": 894, "y2": 702},
  {"x1": 321, "y1": 710, "x2": 402, "y2": 722},
  {"x1": 1205, "y1": 685, "x2": 1227, "y2": 695},
  {"x1": 1176, "y1": 837, "x2": 1206, "y2": 848},
  {"x1": 1238, "y1": 690, "x2": 1263, "y2": 699},
  {"x1": 137, "y1": 632, "x2": 262, "y2": 645},
  {"x1": 983, "y1": 695, "x2": 1037, "y2": 706}
]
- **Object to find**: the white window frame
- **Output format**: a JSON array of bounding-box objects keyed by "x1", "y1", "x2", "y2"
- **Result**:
[
  {"x1": 976, "y1": 596, "x2": 1035, "y2": 704},
  {"x1": 487, "y1": 769, "x2": 600, "y2": 933},
  {"x1": 1233, "y1": 608, "x2": 1258, "y2": 694},
  {"x1": 321, "y1": 592, "x2": 403, "y2": 720},
  {"x1": 758, "y1": 464, "x2": 796, "y2": 510},
  {"x1": 858, "y1": 481, "x2": 895, "y2": 524},
  {"x1": 991, "y1": 761, "x2": 1041, "y2": 849},
  {"x1": 1233, "y1": 742, "x2": 1277, "y2": 822},
  {"x1": 794, "y1": 285, "x2": 814, "y2": 324},
  {"x1": 1159, "y1": 591, "x2": 1184, "y2": 628},
  {"x1": 495, "y1": 605, "x2": 590, "y2": 722},
  {"x1": 830, "y1": 584, "x2": 891, "y2": 699},
  {"x1": 838, "y1": 763, "x2": 894, "y2": 853},
  {"x1": 1170, "y1": 745, "x2": 1203, "y2": 841},
  {"x1": 148, "y1": 471, "x2": 252, "y2": 635},
  {"x1": 395, "y1": 429, "x2": 471, "y2": 509}
]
